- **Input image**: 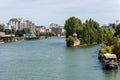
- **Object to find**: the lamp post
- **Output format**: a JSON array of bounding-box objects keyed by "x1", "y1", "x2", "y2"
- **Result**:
[{"x1": 73, "y1": 33, "x2": 77, "y2": 38}]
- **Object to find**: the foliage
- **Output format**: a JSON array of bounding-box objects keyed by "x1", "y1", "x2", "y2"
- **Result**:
[
  {"x1": 64, "y1": 17, "x2": 108, "y2": 46},
  {"x1": 0, "y1": 25, "x2": 3, "y2": 32},
  {"x1": 4, "y1": 29, "x2": 11, "y2": 34},
  {"x1": 82, "y1": 19, "x2": 101, "y2": 45},
  {"x1": 66, "y1": 36, "x2": 75, "y2": 47},
  {"x1": 46, "y1": 32, "x2": 56, "y2": 36},
  {"x1": 106, "y1": 46, "x2": 114, "y2": 54},
  {"x1": 11, "y1": 29, "x2": 15, "y2": 34},
  {"x1": 112, "y1": 23, "x2": 116, "y2": 29},
  {"x1": 15, "y1": 30, "x2": 23, "y2": 37},
  {"x1": 105, "y1": 29, "x2": 118, "y2": 46},
  {"x1": 64, "y1": 16, "x2": 83, "y2": 38},
  {"x1": 64, "y1": 17, "x2": 120, "y2": 47},
  {"x1": 4, "y1": 29, "x2": 15, "y2": 34},
  {"x1": 113, "y1": 42, "x2": 120, "y2": 58},
  {"x1": 100, "y1": 48, "x2": 107, "y2": 54},
  {"x1": 113, "y1": 43, "x2": 120, "y2": 54},
  {"x1": 100, "y1": 45, "x2": 114, "y2": 54},
  {"x1": 22, "y1": 28, "x2": 30, "y2": 34},
  {"x1": 114, "y1": 24, "x2": 120, "y2": 37},
  {"x1": 35, "y1": 32, "x2": 56, "y2": 37},
  {"x1": 15, "y1": 28, "x2": 30, "y2": 37}
]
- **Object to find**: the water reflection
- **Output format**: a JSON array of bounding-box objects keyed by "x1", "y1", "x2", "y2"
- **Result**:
[
  {"x1": 102, "y1": 70, "x2": 118, "y2": 80},
  {"x1": 50, "y1": 42, "x2": 66, "y2": 47},
  {"x1": 64, "y1": 47, "x2": 79, "y2": 80}
]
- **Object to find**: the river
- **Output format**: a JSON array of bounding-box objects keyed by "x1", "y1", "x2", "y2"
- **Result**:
[{"x1": 0, "y1": 38, "x2": 119, "y2": 80}]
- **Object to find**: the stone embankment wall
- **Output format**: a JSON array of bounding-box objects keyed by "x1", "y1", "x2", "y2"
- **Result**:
[{"x1": 73, "y1": 38, "x2": 80, "y2": 47}]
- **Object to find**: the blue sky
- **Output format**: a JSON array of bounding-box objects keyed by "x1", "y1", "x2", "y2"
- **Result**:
[{"x1": 0, "y1": 0, "x2": 120, "y2": 26}]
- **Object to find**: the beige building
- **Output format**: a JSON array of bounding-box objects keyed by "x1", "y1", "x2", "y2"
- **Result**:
[
  {"x1": 50, "y1": 23, "x2": 65, "y2": 36},
  {"x1": 36, "y1": 26, "x2": 46, "y2": 33}
]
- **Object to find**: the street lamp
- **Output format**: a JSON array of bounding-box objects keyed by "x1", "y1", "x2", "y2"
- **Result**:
[{"x1": 73, "y1": 33, "x2": 77, "y2": 38}]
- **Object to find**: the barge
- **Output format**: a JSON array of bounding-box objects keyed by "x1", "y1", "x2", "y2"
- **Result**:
[{"x1": 98, "y1": 53, "x2": 118, "y2": 70}]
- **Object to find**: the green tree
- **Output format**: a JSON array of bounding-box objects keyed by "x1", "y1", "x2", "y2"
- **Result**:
[
  {"x1": 114, "y1": 23, "x2": 120, "y2": 37},
  {"x1": 112, "y1": 23, "x2": 116, "y2": 29},
  {"x1": 64, "y1": 16, "x2": 83, "y2": 38},
  {"x1": 113, "y1": 43, "x2": 120, "y2": 58},
  {"x1": 64, "y1": 17, "x2": 103, "y2": 46},
  {"x1": 82, "y1": 19, "x2": 100, "y2": 45},
  {"x1": 11, "y1": 29, "x2": 15, "y2": 34},
  {"x1": 105, "y1": 29, "x2": 117, "y2": 46},
  {"x1": 4, "y1": 29, "x2": 11, "y2": 34},
  {"x1": 0, "y1": 25, "x2": 3, "y2": 32},
  {"x1": 15, "y1": 30, "x2": 23, "y2": 37},
  {"x1": 66, "y1": 36, "x2": 75, "y2": 47},
  {"x1": 22, "y1": 28, "x2": 30, "y2": 34}
]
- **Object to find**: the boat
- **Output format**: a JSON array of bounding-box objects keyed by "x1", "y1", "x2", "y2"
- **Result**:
[{"x1": 98, "y1": 53, "x2": 118, "y2": 70}]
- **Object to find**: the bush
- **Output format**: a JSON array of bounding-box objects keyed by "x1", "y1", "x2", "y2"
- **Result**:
[
  {"x1": 106, "y1": 46, "x2": 114, "y2": 54},
  {"x1": 99, "y1": 45, "x2": 114, "y2": 54},
  {"x1": 100, "y1": 48, "x2": 107, "y2": 54},
  {"x1": 66, "y1": 36, "x2": 75, "y2": 47}
]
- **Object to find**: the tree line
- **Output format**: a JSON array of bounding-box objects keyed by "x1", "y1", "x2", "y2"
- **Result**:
[
  {"x1": 0, "y1": 27, "x2": 30, "y2": 37},
  {"x1": 64, "y1": 16, "x2": 120, "y2": 57},
  {"x1": 64, "y1": 16, "x2": 119, "y2": 46}
]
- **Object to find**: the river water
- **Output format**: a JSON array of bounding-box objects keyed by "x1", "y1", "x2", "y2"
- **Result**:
[{"x1": 0, "y1": 38, "x2": 119, "y2": 80}]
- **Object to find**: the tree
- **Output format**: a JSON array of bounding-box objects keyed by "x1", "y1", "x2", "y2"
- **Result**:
[
  {"x1": 82, "y1": 19, "x2": 101, "y2": 45},
  {"x1": 11, "y1": 29, "x2": 15, "y2": 34},
  {"x1": 15, "y1": 30, "x2": 23, "y2": 37},
  {"x1": 114, "y1": 24, "x2": 120, "y2": 37},
  {"x1": 22, "y1": 28, "x2": 30, "y2": 34},
  {"x1": 64, "y1": 16, "x2": 83, "y2": 38},
  {"x1": 66, "y1": 36, "x2": 75, "y2": 47},
  {"x1": 0, "y1": 25, "x2": 3, "y2": 32},
  {"x1": 4, "y1": 29, "x2": 11, "y2": 34},
  {"x1": 64, "y1": 17, "x2": 103, "y2": 46},
  {"x1": 112, "y1": 23, "x2": 116, "y2": 29},
  {"x1": 113, "y1": 43, "x2": 120, "y2": 58},
  {"x1": 105, "y1": 29, "x2": 118, "y2": 46}
]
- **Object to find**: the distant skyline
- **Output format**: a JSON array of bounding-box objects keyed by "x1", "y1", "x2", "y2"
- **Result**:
[{"x1": 0, "y1": 0, "x2": 120, "y2": 26}]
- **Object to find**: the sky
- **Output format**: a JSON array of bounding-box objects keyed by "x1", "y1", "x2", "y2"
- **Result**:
[{"x1": 0, "y1": 0, "x2": 120, "y2": 26}]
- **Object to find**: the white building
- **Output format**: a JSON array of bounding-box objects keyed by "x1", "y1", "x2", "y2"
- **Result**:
[
  {"x1": 4, "y1": 24, "x2": 12, "y2": 30},
  {"x1": 46, "y1": 28, "x2": 51, "y2": 33},
  {"x1": 8, "y1": 18, "x2": 36, "y2": 33},
  {"x1": 36, "y1": 26, "x2": 46, "y2": 33},
  {"x1": 50, "y1": 23, "x2": 59, "y2": 28},
  {"x1": 49, "y1": 23, "x2": 65, "y2": 35}
]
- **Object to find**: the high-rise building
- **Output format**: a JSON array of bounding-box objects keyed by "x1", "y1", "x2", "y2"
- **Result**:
[{"x1": 8, "y1": 18, "x2": 36, "y2": 33}]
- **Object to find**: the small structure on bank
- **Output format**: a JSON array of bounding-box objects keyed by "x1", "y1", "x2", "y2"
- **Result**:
[
  {"x1": 24, "y1": 33, "x2": 39, "y2": 40},
  {"x1": 0, "y1": 32, "x2": 16, "y2": 43},
  {"x1": 66, "y1": 33, "x2": 80, "y2": 47}
]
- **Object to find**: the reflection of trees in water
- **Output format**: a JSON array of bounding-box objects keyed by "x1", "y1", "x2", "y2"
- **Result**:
[{"x1": 103, "y1": 70, "x2": 118, "y2": 80}]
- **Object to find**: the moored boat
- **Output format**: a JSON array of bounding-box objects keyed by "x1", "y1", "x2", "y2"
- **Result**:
[{"x1": 98, "y1": 53, "x2": 118, "y2": 70}]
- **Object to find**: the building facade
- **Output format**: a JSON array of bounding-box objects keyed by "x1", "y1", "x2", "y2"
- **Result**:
[
  {"x1": 36, "y1": 25, "x2": 46, "y2": 33},
  {"x1": 8, "y1": 18, "x2": 36, "y2": 33},
  {"x1": 49, "y1": 23, "x2": 65, "y2": 36}
]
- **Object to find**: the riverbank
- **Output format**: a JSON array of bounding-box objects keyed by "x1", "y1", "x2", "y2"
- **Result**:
[
  {"x1": 79, "y1": 43, "x2": 98, "y2": 47},
  {"x1": 0, "y1": 36, "x2": 64, "y2": 44}
]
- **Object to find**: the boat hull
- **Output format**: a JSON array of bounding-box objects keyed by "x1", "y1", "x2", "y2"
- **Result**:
[{"x1": 102, "y1": 63, "x2": 118, "y2": 70}]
